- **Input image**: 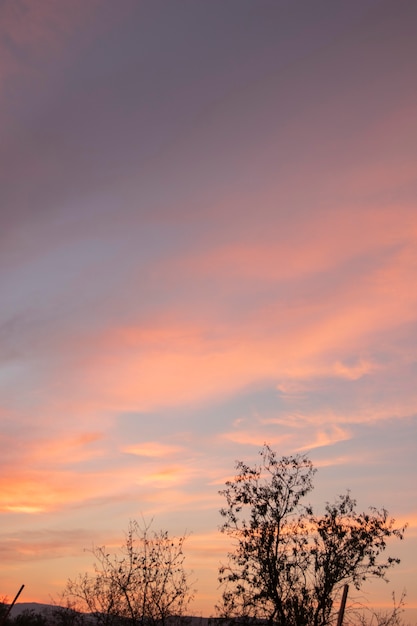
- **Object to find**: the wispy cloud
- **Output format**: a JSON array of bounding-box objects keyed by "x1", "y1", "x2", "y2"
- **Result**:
[
  {"x1": 297, "y1": 425, "x2": 351, "y2": 451},
  {"x1": 0, "y1": 528, "x2": 98, "y2": 563}
]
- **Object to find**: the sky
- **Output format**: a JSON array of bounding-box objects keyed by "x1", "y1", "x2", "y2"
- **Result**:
[{"x1": 1, "y1": 0, "x2": 416, "y2": 619}]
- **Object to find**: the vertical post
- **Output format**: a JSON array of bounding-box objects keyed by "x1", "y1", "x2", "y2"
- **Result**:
[{"x1": 336, "y1": 584, "x2": 349, "y2": 626}]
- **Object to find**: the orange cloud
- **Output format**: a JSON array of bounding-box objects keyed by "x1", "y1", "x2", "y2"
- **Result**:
[
  {"x1": 134, "y1": 465, "x2": 189, "y2": 487},
  {"x1": 0, "y1": 470, "x2": 102, "y2": 514},
  {"x1": 0, "y1": 465, "x2": 200, "y2": 515},
  {"x1": 0, "y1": 455, "x2": 170, "y2": 514},
  {"x1": 0, "y1": 528, "x2": 98, "y2": 563}
]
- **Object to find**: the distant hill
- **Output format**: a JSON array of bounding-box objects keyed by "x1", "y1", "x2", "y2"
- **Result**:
[
  {"x1": 8, "y1": 604, "x2": 211, "y2": 625},
  {"x1": 9, "y1": 603, "x2": 54, "y2": 618}
]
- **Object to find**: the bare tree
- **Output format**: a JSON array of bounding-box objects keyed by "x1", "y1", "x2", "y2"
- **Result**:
[
  {"x1": 64, "y1": 520, "x2": 194, "y2": 626},
  {"x1": 217, "y1": 444, "x2": 406, "y2": 626}
]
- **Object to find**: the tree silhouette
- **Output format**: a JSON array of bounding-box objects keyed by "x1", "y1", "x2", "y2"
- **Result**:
[
  {"x1": 217, "y1": 445, "x2": 406, "y2": 626},
  {"x1": 64, "y1": 520, "x2": 194, "y2": 626}
]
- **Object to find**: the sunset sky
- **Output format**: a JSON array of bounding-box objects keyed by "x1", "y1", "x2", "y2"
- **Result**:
[{"x1": 1, "y1": 0, "x2": 416, "y2": 619}]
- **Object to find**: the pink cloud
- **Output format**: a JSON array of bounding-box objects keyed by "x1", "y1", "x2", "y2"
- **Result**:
[
  {"x1": 156, "y1": 204, "x2": 417, "y2": 284},
  {"x1": 218, "y1": 416, "x2": 351, "y2": 454},
  {"x1": 30, "y1": 432, "x2": 104, "y2": 465},
  {"x1": 297, "y1": 425, "x2": 351, "y2": 451},
  {"x1": 16, "y1": 244, "x2": 415, "y2": 425}
]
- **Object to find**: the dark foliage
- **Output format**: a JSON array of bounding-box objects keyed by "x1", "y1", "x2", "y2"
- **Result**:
[{"x1": 217, "y1": 445, "x2": 406, "y2": 626}]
